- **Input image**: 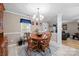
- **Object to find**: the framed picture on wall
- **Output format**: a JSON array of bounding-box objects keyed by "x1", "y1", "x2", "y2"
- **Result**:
[
  {"x1": 20, "y1": 19, "x2": 31, "y2": 33},
  {"x1": 63, "y1": 24, "x2": 67, "y2": 30}
]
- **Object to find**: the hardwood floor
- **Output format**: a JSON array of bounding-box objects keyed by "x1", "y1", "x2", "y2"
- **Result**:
[{"x1": 63, "y1": 38, "x2": 79, "y2": 49}]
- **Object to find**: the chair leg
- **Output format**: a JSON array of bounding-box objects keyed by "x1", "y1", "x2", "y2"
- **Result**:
[
  {"x1": 26, "y1": 47, "x2": 32, "y2": 56},
  {"x1": 40, "y1": 47, "x2": 51, "y2": 56},
  {"x1": 48, "y1": 47, "x2": 51, "y2": 54}
]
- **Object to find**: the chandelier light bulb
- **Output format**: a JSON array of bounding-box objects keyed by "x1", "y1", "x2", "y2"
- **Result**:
[
  {"x1": 36, "y1": 18, "x2": 39, "y2": 21},
  {"x1": 32, "y1": 8, "x2": 44, "y2": 21}
]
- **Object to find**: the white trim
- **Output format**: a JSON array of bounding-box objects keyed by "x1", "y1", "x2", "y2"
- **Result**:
[
  {"x1": 8, "y1": 44, "x2": 17, "y2": 47},
  {"x1": 4, "y1": 32, "x2": 21, "y2": 35},
  {"x1": 4, "y1": 10, "x2": 29, "y2": 18}
]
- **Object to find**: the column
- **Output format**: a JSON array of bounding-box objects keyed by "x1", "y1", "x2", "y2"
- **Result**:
[{"x1": 57, "y1": 13, "x2": 62, "y2": 47}]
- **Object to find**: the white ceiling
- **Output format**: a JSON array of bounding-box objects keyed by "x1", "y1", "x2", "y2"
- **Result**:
[{"x1": 4, "y1": 3, "x2": 79, "y2": 25}]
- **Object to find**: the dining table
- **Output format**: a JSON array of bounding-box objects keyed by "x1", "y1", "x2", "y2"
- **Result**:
[{"x1": 27, "y1": 32, "x2": 51, "y2": 55}]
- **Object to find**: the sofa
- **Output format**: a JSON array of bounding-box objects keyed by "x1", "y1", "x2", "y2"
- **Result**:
[
  {"x1": 62, "y1": 31, "x2": 70, "y2": 40},
  {"x1": 72, "y1": 33, "x2": 79, "y2": 40}
]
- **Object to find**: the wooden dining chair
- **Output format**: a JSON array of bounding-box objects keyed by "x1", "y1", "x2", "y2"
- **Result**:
[
  {"x1": 27, "y1": 38, "x2": 39, "y2": 56},
  {"x1": 40, "y1": 32, "x2": 51, "y2": 52}
]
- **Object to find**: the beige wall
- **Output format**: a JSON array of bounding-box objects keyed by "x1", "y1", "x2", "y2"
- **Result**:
[
  {"x1": 3, "y1": 12, "x2": 28, "y2": 44},
  {"x1": 63, "y1": 22, "x2": 79, "y2": 35},
  {"x1": 3, "y1": 12, "x2": 28, "y2": 33}
]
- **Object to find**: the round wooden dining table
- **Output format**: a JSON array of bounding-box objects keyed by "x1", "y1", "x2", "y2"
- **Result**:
[{"x1": 30, "y1": 34, "x2": 43, "y2": 41}]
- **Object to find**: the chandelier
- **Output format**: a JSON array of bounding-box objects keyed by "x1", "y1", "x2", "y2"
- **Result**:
[{"x1": 32, "y1": 8, "x2": 44, "y2": 21}]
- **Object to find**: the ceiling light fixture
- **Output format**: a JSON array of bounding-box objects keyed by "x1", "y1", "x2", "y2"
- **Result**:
[{"x1": 32, "y1": 8, "x2": 44, "y2": 21}]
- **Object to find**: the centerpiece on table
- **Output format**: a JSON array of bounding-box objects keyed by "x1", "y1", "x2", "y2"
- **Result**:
[{"x1": 35, "y1": 28, "x2": 42, "y2": 37}]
